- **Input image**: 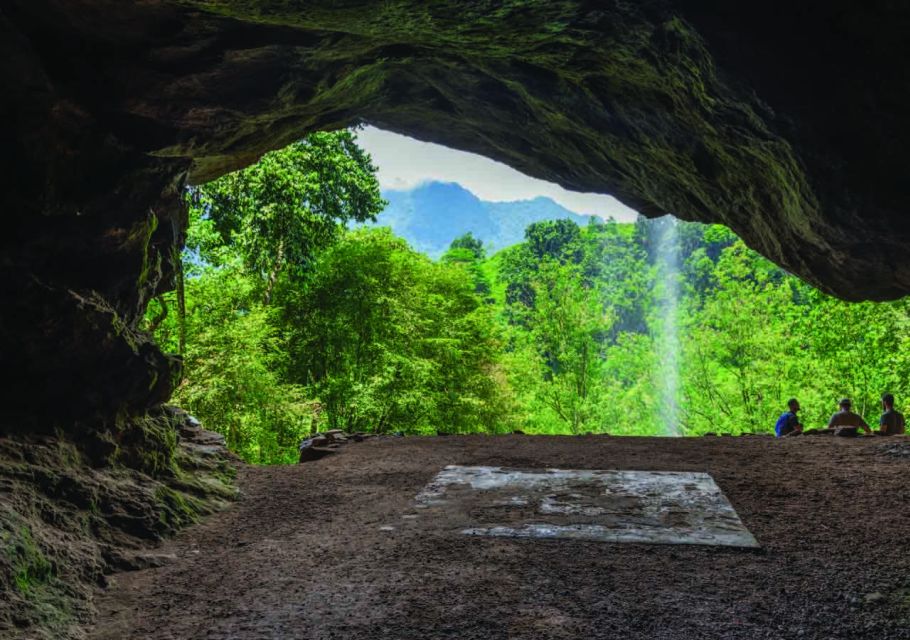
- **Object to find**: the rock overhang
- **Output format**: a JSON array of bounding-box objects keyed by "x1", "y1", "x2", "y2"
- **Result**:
[{"x1": 2, "y1": 0, "x2": 909, "y2": 421}]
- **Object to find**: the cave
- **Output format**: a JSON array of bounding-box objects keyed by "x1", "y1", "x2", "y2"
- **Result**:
[
  {"x1": 4, "y1": 0, "x2": 910, "y2": 425},
  {"x1": 2, "y1": 1, "x2": 910, "y2": 637}
]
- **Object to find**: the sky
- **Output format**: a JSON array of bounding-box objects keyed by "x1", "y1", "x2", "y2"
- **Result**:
[{"x1": 356, "y1": 126, "x2": 640, "y2": 221}]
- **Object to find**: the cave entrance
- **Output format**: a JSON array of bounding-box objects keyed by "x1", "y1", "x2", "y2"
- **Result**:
[{"x1": 163, "y1": 126, "x2": 691, "y2": 464}]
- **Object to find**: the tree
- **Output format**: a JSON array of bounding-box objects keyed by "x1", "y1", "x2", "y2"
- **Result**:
[
  {"x1": 525, "y1": 219, "x2": 583, "y2": 263},
  {"x1": 524, "y1": 260, "x2": 611, "y2": 433},
  {"x1": 187, "y1": 129, "x2": 385, "y2": 303},
  {"x1": 448, "y1": 232, "x2": 485, "y2": 259},
  {"x1": 580, "y1": 218, "x2": 652, "y2": 337},
  {"x1": 148, "y1": 130, "x2": 386, "y2": 462},
  {"x1": 280, "y1": 228, "x2": 514, "y2": 434},
  {"x1": 151, "y1": 257, "x2": 310, "y2": 464},
  {"x1": 441, "y1": 233, "x2": 492, "y2": 297},
  {"x1": 680, "y1": 240, "x2": 796, "y2": 434}
]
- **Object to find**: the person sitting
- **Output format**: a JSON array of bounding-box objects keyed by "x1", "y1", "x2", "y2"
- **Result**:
[
  {"x1": 774, "y1": 398, "x2": 803, "y2": 437},
  {"x1": 876, "y1": 393, "x2": 906, "y2": 436},
  {"x1": 825, "y1": 398, "x2": 872, "y2": 437}
]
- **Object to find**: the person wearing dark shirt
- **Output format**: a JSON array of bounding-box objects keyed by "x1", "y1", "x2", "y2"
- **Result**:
[
  {"x1": 876, "y1": 393, "x2": 906, "y2": 436},
  {"x1": 774, "y1": 398, "x2": 803, "y2": 437},
  {"x1": 826, "y1": 398, "x2": 872, "y2": 437}
]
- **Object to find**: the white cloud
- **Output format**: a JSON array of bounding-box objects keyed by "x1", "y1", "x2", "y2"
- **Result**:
[{"x1": 355, "y1": 126, "x2": 640, "y2": 221}]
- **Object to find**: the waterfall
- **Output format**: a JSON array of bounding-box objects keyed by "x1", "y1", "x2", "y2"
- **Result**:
[{"x1": 655, "y1": 216, "x2": 681, "y2": 436}]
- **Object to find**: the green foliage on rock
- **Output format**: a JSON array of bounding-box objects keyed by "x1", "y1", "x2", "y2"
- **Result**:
[
  {"x1": 154, "y1": 486, "x2": 201, "y2": 532},
  {"x1": 0, "y1": 410, "x2": 238, "y2": 638},
  {"x1": 6, "y1": 525, "x2": 54, "y2": 595}
]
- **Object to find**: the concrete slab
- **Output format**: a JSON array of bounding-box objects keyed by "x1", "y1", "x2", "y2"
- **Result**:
[{"x1": 414, "y1": 466, "x2": 758, "y2": 548}]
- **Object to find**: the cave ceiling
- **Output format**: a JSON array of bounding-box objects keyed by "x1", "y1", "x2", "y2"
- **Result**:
[{"x1": 2, "y1": 0, "x2": 909, "y2": 420}]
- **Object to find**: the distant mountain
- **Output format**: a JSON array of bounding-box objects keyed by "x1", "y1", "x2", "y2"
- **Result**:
[{"x1": 363, "y1": 181, "x2": 593, "y2": 258}]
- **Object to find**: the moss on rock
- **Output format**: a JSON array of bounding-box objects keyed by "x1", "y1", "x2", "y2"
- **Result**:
[
  {"x1": 114, "y1": 413, "x2": 180, "y2": 478},
  {"x1": 0, "y1": 410, "x2": 237, "y2": 638},
  {"x1": 5, "y1": 525, "x2": 54, "y2": 595},
  {"x1": 153, "y1": 486, "x2": 201, "y2": 532}
]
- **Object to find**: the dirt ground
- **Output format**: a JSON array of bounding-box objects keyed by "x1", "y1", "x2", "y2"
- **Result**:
[{"x1": 89, "y1": 435, "x2": 910, "y2": 640}]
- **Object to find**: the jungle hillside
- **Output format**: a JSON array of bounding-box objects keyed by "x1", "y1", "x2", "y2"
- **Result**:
[{"x1": 147, "y1": 131, "x2": 910, "y2": 463}]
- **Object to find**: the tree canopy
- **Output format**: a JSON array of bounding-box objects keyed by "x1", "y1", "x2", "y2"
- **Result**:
[
  {"x1": 147, "y1": 133, "x2": 910, "y2": 463},
  {"x1": 187, "y1": 130, "x2": 385, "y2": 302}
]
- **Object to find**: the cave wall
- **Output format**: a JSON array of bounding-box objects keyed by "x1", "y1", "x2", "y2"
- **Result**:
[{"x1": 2, "y1": 0, "x2": 909, "y2": 425}]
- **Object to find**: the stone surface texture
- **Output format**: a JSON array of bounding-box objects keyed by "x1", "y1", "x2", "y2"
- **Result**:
[
  {"x1": 414, "y1": 465, "x2": 759, "y2": 547},
  {"x1": 2, "y1": 1, "x2": 909, "y2": 419},
  {"x1": 0, "y1": 408, "x2": 237, "y2": 639}
]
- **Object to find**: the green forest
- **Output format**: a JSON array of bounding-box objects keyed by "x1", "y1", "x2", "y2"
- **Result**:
[{"x1": 147, "y1": 131, "x2": 910, "y2": 463}]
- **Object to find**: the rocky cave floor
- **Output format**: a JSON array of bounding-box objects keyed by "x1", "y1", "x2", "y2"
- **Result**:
[{"x1": 88, "y1": 435, "x2": 910, "y2": 640}]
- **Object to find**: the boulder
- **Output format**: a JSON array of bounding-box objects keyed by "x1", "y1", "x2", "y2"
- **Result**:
[
  {"x1": 298, "y1": 430, "x2": 375, "y2": 463},
  {"x1": 297, "y1": 446, "x2": 336, "y2": 463}
]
